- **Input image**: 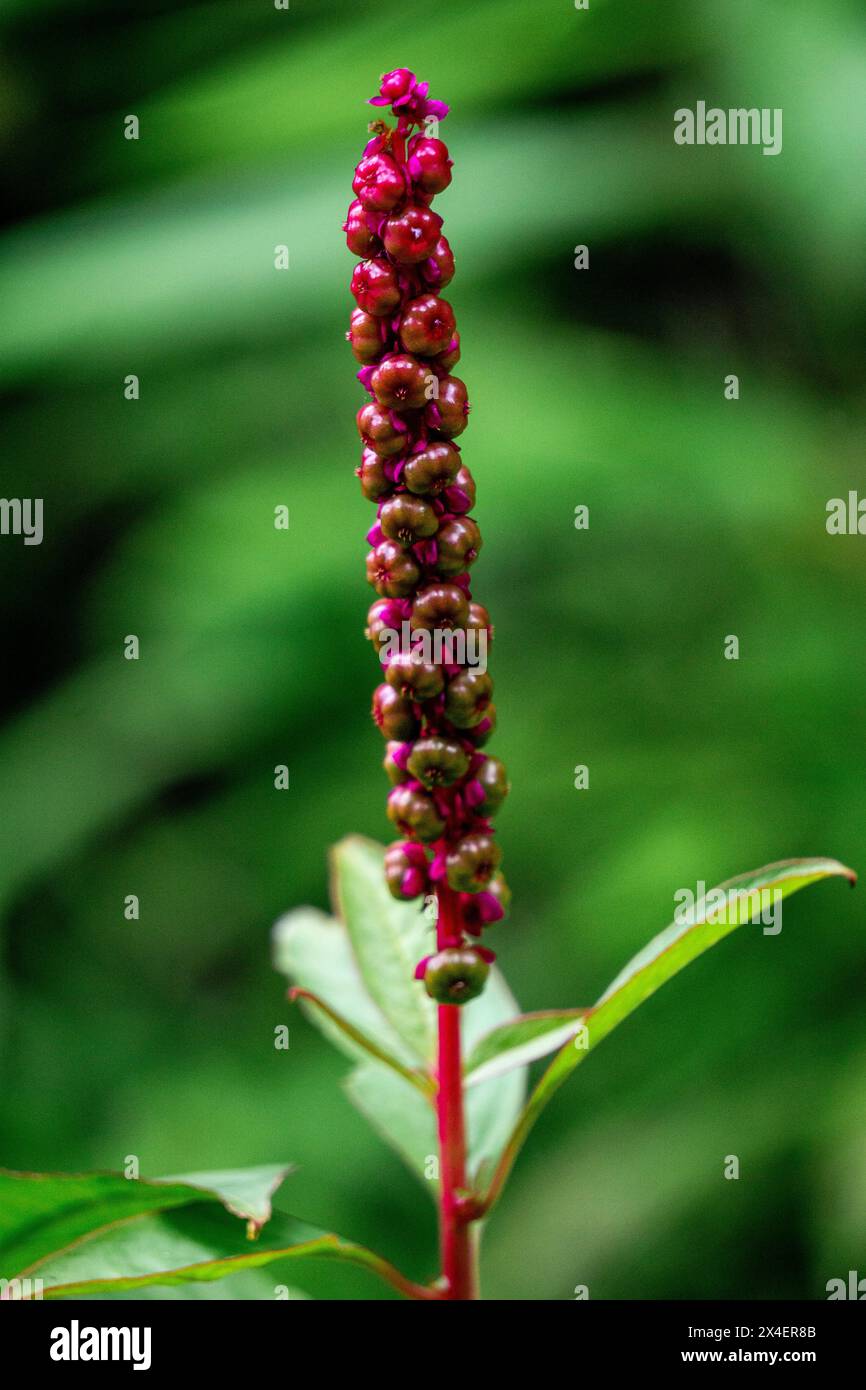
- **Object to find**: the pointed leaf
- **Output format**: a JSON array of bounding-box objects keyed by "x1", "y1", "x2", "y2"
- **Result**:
[
  {"x1": 23, "y1": 1203, "x2": 435, "y2": 1301},
  {"x1": 343, "y1": 1063, "x2": 438, "y2": 1194},
  {"x1": 0, "y1": 1165, "x2": 292, "y2": 1282},
  {"x1": 342, "y1": 965, "x2": 528, "y2": 1194},
  {"x1": 481, "y1": 857, "x2": 856, "y2": 1212},
  {"x1": 464, "y1": 1010, "x2": 589, "y2": 1087},
  {"x1": 460, "y1": 966, "x2": 527, "y2": 1185}
]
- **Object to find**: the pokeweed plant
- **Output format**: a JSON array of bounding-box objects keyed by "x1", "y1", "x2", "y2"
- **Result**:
[{"x1": 0, "y1": 71, "x2": 855, "y2": 1305}]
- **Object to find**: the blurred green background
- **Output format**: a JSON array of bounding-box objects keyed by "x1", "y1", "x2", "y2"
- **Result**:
[{"x1": 1, "y1": 0, "x2": 865, "y2": 1300}]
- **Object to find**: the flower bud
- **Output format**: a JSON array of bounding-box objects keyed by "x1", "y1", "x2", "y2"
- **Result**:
[{"x1": 446, "y1": 833, "x2": 502, "y2": 892}]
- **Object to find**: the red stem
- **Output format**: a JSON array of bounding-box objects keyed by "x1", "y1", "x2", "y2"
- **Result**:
[{"x1": 435, "y1": 881, "x2": 477, "y2": 1300}]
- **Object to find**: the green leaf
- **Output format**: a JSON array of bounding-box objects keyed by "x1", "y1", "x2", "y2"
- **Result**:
[
  {"x1": 464, "y1": 1010, "x2": 589, "y2": 1088},
  {"x1": 329, "y1": 836, "x2": 435, "y2": 1064},
  {"x1": 343, "y1": 1064, "x2": 437, "y2": 1194},
  {"x1": 0, "y1": 1165, "x2": 291, "y2": 1281},
  {"x1": 460, "y1": 966, "x2": 527, "y2": 1186},
  {"x1": 276, "y1": 839, "x2": 528, "y2": 1195},
  {"x1": 272, "y1": 906, "x2": 418, "y2": 1068},
  {"x1": 25, "y1": 1203, "x2": 434, "y2": 1301},
  {"x1": 340, "y1": 966, "x2": 528, "y2": 1195},
  {"x1": 481, "y1": 857, "x2": 856, "y2": 1212},
  {"x1": 289, "y1": 987, "x2": 433, "y2": 1098}
]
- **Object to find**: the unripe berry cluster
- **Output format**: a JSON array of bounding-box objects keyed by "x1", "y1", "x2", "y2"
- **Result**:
[{"x1": 346, "y1": 72, "x2": 510, "y2": 998}]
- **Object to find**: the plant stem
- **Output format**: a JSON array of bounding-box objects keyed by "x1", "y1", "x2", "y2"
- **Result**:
[{"x1": 435, "y1": 882, "x2": 477, "y2": 1300}]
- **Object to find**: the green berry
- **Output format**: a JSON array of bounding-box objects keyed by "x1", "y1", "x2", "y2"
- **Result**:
[
  {"x1": 410, "y1": 583, "x2": 469, "y2": 632},
  {"x1": 385, "y1": 652, "x2": 444, "y2": 700},
  {"x1": 372, "y1": 684, "x2": 418, "y2": 740},
  {"x1": 423, "y1": 947, "x2": 489, "y2": 1004},
  {"x1": 383, "y1": 741, "x2": 411, "y2": 785},
  {"x1": 446, "y1": 833, "x2": 502, "y2": 892},
  {"x1": 403, "y1": 441, "x2": 461, "y2": 496},
  {"x1": 387, "y1": 784, "x2": 446, "y2": 842},
  {"x1": 366, "y1": 540, "x2": 421, "y2": 597},
  {"x1": 434, "y1": 516, "x2": 482, "y2": 577},
  {"x1": 475, "y1": 756, "x2": 510, "y2": 815},
  {"x1": 444, "y1": 668, "x2": 493, "y2": 727},
  {"x1": 379, "y1": 494, "x2": 439, "y2": 548},
  {"x1": 407, "y1": 736, "x2": 469, "y2": 789}
]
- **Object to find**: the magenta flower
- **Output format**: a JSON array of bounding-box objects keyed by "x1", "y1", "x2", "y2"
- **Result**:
[{"x1": 369, "y1": 69, "x2": 450, "y2": 123}]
